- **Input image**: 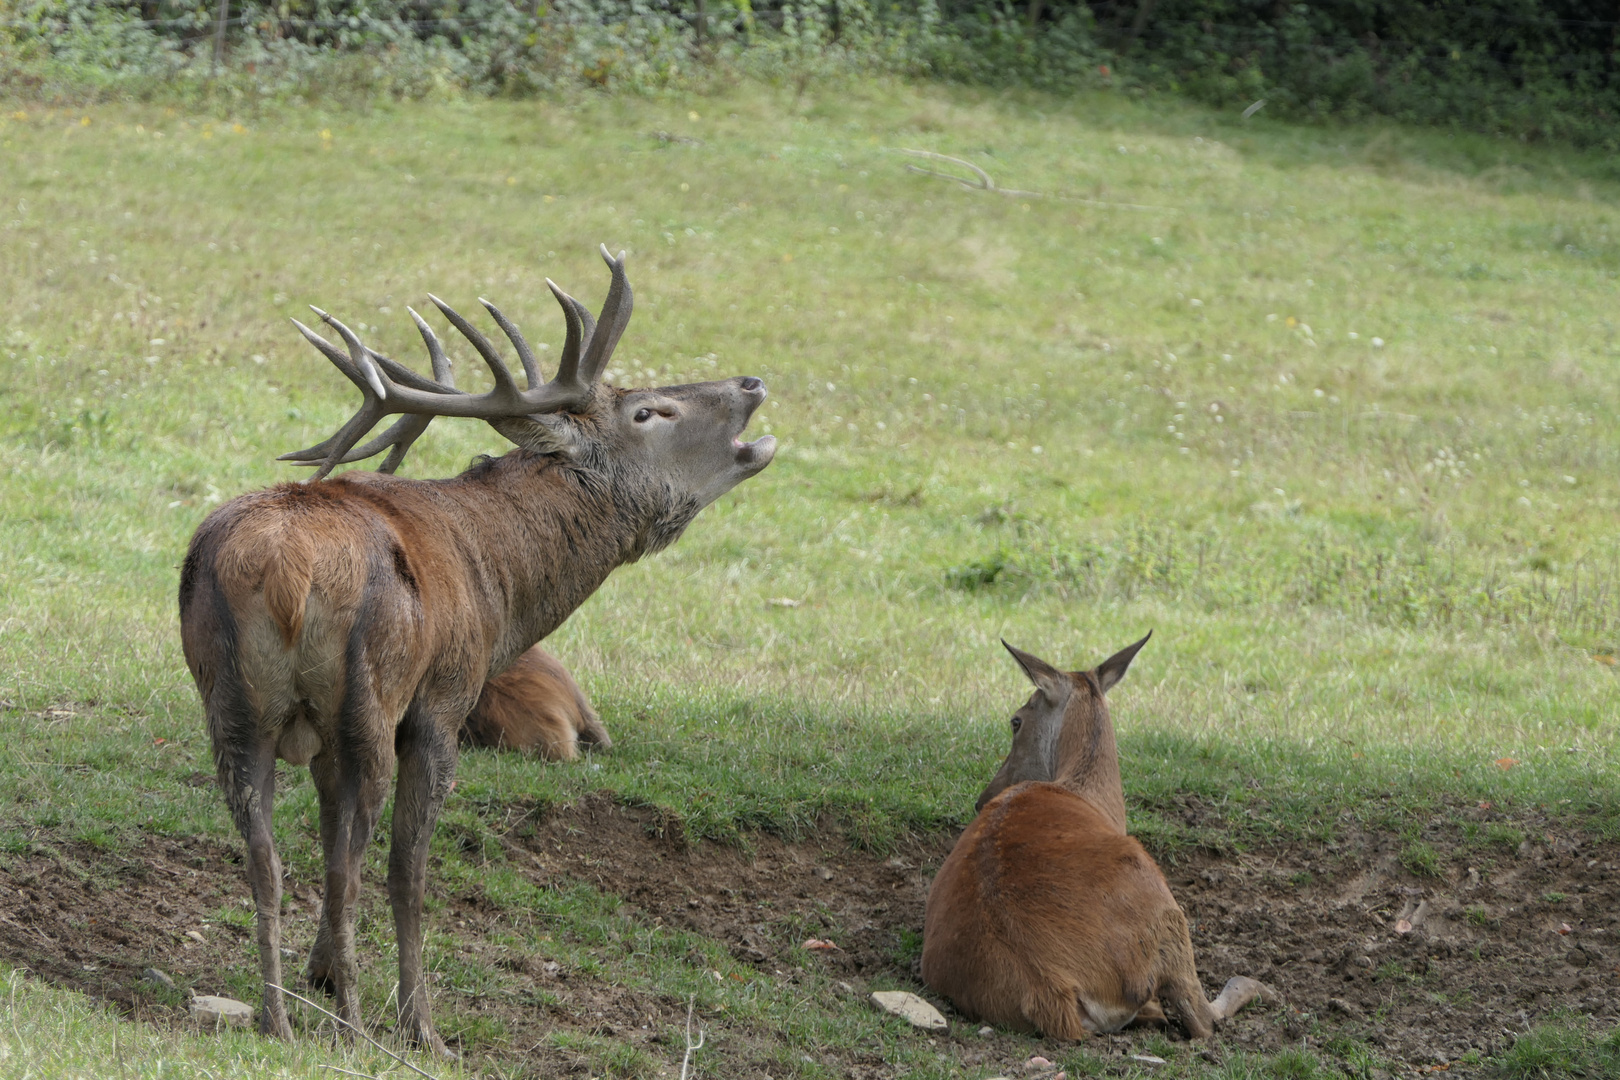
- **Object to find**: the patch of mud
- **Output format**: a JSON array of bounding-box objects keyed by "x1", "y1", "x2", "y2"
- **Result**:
[{"x1": 1, "y1": 794, "x2": 1616, "y2": 1078}]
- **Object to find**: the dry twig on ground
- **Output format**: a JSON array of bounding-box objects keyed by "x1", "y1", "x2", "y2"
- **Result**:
[
  {"x1": 892, "y1": 148, "x2": 1179, "y2": 212},
  {"x1": 679, "y1": 995, "x2": 707, "y2": 1080},
  {"x1": 268, "y1": 983, "x2": 441, "y2": 1080}
]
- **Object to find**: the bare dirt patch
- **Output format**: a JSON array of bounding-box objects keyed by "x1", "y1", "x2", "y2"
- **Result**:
[{"x1": 1, "y1": 794, "x2": 1616, "y2": 1077}]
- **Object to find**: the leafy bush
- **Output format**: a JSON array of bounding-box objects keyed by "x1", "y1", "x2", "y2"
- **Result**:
[
  {"x1": 2, "y1": 0, "x2": 1618, "y2": 147},
  {"x1": 1093, "y1": 0, "x2": 1620, "y2": 148}
]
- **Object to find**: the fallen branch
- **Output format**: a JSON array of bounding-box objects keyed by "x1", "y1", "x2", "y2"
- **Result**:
[
  {"x1": 268, "y1": 983, "x2": 441, "y2": 1080},
  {"x1": 315, "y1": 1067, "x2": 381, "y2": 1080},
  {"x1": 679, "y1": 996, "x2": 706, "y2": 1080},
  {"x1": 894, "y1": 148, "x2": 1043, "y2": 198},
  {"x1": 891, "y1": 147, "x2": 1180, "y2": 212}
]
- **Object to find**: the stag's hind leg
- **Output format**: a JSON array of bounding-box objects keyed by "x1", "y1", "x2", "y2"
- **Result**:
[
  {"x1": 387, "y1": 703, "x2": 460, "y2": 1059},
  {"x1": 215, "y1": 728, "x2": 293, "y2": 1039},
  {"x1": 305, "y1": 729, "x2": 394, "y2": 1033}
]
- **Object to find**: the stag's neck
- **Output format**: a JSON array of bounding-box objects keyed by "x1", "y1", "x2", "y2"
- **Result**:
[
  {"x1": 443, "y1": 452, "x2": 667, "y2": 671},
  {"x1": 1053, "y1": 721, "x2": 1128, "y2": 835}
]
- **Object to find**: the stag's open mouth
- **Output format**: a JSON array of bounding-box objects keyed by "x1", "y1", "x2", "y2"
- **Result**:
[
  {"x1": 731, "y1": 379, "x2": 776, "y2": 470},
  {"x1": 733, "y1": 433, "x2": 777, "y2": 468}
]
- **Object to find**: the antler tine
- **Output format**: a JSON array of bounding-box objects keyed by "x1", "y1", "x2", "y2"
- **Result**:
[
  {"x1": 578, "y1": 246, "x2": 633, "y2": 384},
  {"x1": 408, "y1": 307, "x2": 455, "y2": 388},
  {"x1": 428, "y1": 294, "x2": 520, "y2": 399},
  {"x1": 546, "y1": 279, "x2": 587, "y2": 387},
  {"x1": 277, "y1": 401, "x2": 385, "y2": 481},
  {"x1": 353, "y1": 414, "x2": 434, "y2": 474},
  {"x1": 479, "y1": 299, "x2": 542, "y2": 391},
  {"x1": 290, "y1": 314, "x2": 370, "y2": 391},
  {"x1": 317, "y1": 310, "x2": 388, "y2": 400}
]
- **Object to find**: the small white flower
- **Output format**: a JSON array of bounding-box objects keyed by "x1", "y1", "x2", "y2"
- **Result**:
[{"x1": 1371, "y1": 337, "x2": 1385, "y2": 348}]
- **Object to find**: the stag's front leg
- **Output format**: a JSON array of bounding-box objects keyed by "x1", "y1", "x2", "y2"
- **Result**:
[
  {"x1": 307, "y1": 738, "x2": 394, "y2": 1033},
  {"x1": 388, "y1": 704, "x2": 459, "y2": 1059}
]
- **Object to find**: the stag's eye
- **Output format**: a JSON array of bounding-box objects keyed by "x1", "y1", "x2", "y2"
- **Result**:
[
  {"x1": 1010, "y1": 716, "x2": 1022, "y2": 734},
  {"x1": 633, "y1": 407, "x2": 653, "y2": 423}
]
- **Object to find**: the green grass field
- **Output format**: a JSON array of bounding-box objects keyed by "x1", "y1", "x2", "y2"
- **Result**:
[{"x1": 1, "y1": 78, "x2": 1618, "y2": 1077}]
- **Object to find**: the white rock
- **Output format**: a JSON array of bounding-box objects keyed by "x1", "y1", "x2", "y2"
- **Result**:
[
  {"x1": 191, "y1": 995, "x2": 254, "y2": 1029},
  {"x1": 1129, "y1": 1054, "x2": 1168, "y2": 1067},
  {"x1": 869, "y1": 990, "x2": 948, "y2": 1031}
]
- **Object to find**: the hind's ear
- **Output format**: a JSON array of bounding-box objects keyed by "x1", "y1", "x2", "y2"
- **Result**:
[
  {"x1": 1002, "y1": 640, "x2": 1065, "y2": 698},
  {"x1": 1094, "y1": 631, "x2": 1151, "y2": 695}
]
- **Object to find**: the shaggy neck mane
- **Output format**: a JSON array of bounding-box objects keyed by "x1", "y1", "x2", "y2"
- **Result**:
[{"x1": 436, "y1": 448, "x2": 699, "y2": 675}]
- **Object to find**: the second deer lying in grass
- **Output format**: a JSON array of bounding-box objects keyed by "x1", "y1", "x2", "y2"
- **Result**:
[
  {"x1": 921, "y1": 634, "x2": 1275, "y2": 1039},
  {"x1": 460, "y1": 645, "x2": 611, "y2": 760}
]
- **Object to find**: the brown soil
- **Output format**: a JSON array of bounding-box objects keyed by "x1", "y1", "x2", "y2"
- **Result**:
[{"x1": 1, "y1": 793, "x2": 1616, "y2": 1077}]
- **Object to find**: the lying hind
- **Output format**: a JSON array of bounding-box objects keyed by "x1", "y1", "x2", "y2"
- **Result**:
[
  {"x1": 460, "y1": 646, "x2": 611, "y2": 760},
  {"x1": 921, "y1": 634, "x2": 1275, "y2": 1039}
]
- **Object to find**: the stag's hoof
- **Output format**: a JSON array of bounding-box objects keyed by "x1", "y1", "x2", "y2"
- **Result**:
[{"x1": 404, "y1": 1024, "x2": 458, "y2": 1061}]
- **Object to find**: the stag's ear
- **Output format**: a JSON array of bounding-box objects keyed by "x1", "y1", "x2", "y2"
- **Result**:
[
  {"x1": 1094, "y1": 631, "x2": 1152, "y2": 695},
  {"x1": 489, "y1": 414, "x2": 583, "y2": 459},
  {"x1": 1002, "y1": 640, "x2": 1065, "y2": 698}
]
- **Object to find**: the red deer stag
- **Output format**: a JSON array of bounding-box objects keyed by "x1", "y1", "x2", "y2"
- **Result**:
[
  {"x1": 461, "y1": 644, "x2": 611, "y2": 759},
  {"x1": 178, "y1": 248, "x2": 775, "y2": 1055},
  {"x1": 922, "y1": 634, "x2": 1274, "y2": 1039}
]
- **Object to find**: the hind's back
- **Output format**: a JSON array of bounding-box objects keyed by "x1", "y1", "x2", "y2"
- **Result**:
[{"x1": 922, "y1": 782, "x2": 1182, "y2": 1037}]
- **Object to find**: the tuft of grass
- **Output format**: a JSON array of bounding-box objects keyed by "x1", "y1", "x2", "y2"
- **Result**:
[
  {"x1": 1491, "y1": 1020, "x2": 1620, "y2": 1080},
  {"x1": 1399, "y1": 840, "x2": 1443, "y2": 877},
  {"x1": 0, "y1": 966, "x2": 455, "y2": 1078}
]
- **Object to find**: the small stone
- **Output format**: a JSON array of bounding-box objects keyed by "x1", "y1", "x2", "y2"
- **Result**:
[
  {"x1": 1567, "y1": 948, "x2": 1590, "y2": 968},
  {"x1": 1026, "y1": 1056, "x2": 1053, "y2": 1069},
  {"x1": 813, "y1": 867, "x2": 834, "y2": 881},
  {"x1": 185, "y1": 930, "x2": 207, "y2": 944},
  {"x1": 140, "y1": 967, "x2": 175, "y2": 990},
  {"x1": 869, "y1": 990, "x2": 948, "y2": 1031},
  {"x1": 978, "y1": 1025, "x2": 994, "y2": 1037},
  {"x1": 1355, "y1": 955, "x2": 1373, "y2": 969},
  {"x1": 1129, "y1": 1055, "x2": 1167, "y2": 1067},
  {"x1": 190, "y1": 995, "x2": 254, "y2": 1029},
  {"x1": 1328, "y1": 997, "x2": 1361, "y2": 1016}
]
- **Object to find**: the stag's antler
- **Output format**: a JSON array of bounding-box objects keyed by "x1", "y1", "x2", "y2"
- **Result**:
[{"x1": 280, "y1": 245, "x2": 633, "y2": 481}]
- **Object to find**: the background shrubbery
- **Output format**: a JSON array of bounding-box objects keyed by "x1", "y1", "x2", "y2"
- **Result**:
[{"x1": 3, "y1": 0, "x2": 1617, "y2": 146}]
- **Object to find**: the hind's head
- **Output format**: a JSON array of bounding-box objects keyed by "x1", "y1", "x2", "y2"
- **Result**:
[{"x1": 974, "y1": 633, "x2": 1151, "y2": 832}]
